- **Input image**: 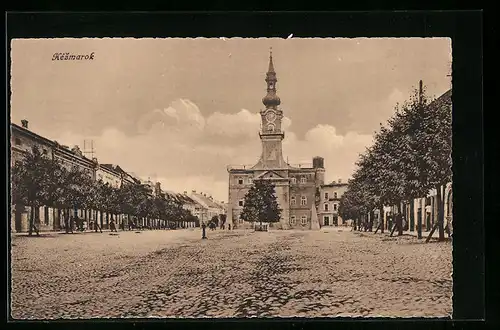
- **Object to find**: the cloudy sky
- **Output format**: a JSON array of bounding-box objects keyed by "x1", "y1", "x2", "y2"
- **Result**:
[{"x1": 10, "y1": 38, "x2": 451, "y2": 202}]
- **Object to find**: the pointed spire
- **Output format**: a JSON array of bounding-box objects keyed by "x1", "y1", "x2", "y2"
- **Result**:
[
  {"x1": 268, "y1": 47, "x2": 275, "y2": 73},
  {"x1": 263, "y1": 48, "x2": 280, "y2": 108}
]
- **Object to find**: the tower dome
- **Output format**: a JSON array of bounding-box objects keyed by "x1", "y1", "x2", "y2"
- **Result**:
[{"x1": 262, "y1": 48, "x2": 281, "y2": 108}]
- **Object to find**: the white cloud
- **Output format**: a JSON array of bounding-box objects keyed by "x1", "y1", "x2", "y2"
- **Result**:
[
  {"x1": 205, "y1": 109, "x2": 260, "y2": 138},
  {"x1": 46, "y1": 99, "x2": 374, "y2": 201}
]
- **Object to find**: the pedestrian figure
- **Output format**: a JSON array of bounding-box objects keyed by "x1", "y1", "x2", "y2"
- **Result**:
[
  {"x1": 201, "y1": 222, "x2": 207, "y2": 239},
  {"x1": 228, "y1": 224, "x2": 231, "y2": 230},
  {"x1": 110, "y1": 220, "x2": 117, "y2": 232}
]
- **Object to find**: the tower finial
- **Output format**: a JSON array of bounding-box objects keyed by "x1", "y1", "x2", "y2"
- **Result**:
[{"x1": 267, "y1": 47, "x2": 275, "y2": 73}]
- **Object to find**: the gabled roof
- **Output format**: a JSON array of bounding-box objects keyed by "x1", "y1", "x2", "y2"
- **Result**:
[{"x1": 191, "y1": 192, "x2": 224, "y2": 210}]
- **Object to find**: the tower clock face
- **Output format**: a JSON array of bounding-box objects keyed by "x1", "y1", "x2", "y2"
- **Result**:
[{"x1": 266, "y1": 112, "x2": 276, "y2": 123}]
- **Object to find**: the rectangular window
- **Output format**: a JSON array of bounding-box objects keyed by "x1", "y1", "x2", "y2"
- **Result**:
[
  {"x1": 301, "y1": 196, "x2": 307, "y2": 206},
  {"x1": 324, "y1": 192, "x2": 329, "y2": 199},
  {"x1": 290, "y1": 216, "x2": 296, "y2": 225},
  {"x1": 238, "y1": 179, "x2": 244, "y2": 185},
  {"x1": 324, "y1": 203, "x2": 329, "y2": 211},
  {"x1": 334, "y1": 204, "x2": 337, "y2": 211},
  {"x1": 238, "y1": 200, "x2": 244, "y2": 207},
  {"x1": 291, "y1": 177, "x2": 296, "y2": 184},
  {"x1": 291, "y1": 196, "x2": 296, "y2": 205},
  {"x1": 300, "y1": 177, "x2": 307, "y2": 184},
  {"x1": 301, "y1": 215, "x2": 307, "y2": 225},
  {"x1": 248, "y1": 178, "x2": 253, "y2": 184},
  {"x1": 334, "y1": 192, "x2": 338, "y2": 199}
]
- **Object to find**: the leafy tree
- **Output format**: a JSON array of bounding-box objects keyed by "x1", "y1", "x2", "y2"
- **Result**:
[
  {"x1": 11, "y1": 145, "x2": 58, "y2": 236},
  {"x1": 240, "y1": 179, "x2": 281, "y2": 227}
]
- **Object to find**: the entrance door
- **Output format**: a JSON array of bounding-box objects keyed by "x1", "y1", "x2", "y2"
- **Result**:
[
  {"x1": 324, "y1": 216, "x2": 330, "y2": 226},
  {"x1": 333, "y1": 216, "x2": 339, "y2": 226}
]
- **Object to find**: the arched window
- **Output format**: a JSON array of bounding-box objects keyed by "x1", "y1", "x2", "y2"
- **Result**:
[
  {"x1": 301, "y1": 196, "x2": 307, "y2": 206},
  {"x1": 291, "y1": 177, "x2": 296, "y2": 184},
  {"x1": 301, "y1": 215, "x2": 307, "y2": 225},
  {"x1": 290, "y1": 196, "x2": 296, "y2": 205},
  {"x1": 334, "y1": 192, "x2": 338, "y2": 199},
  {"x1": 290, "y1": 216, "x2": 296, "y2": 225},
  {"x1": 267, "y1": 124, "x2": 275, "y2": 132}
]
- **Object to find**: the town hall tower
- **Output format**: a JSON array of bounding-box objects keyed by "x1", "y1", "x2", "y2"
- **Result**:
[{"x1": 227, "y1": 49, "x2": 325, "y2": 230}]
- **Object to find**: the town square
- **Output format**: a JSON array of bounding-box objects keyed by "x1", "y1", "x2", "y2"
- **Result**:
[
  {"x1": 10, "y1": 37, "x2": 453, "y2": 319},
  {"x1": 11, "y1": 227, "x2": 451, "y2": 319}
]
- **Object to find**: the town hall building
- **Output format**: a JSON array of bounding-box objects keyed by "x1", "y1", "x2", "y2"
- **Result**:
[{"x1": 227, "y1": 50, "x2": 325, "y2": 230}]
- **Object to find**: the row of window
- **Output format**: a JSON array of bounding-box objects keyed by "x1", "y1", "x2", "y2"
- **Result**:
[
  {"x1": 323, "y1": 203, "x2": 338, "y2": 211},
  {"x1": 290, "y1": 215, "x2": 308, "y2": 225},
  {"x1": 234, "y1": 216, "x2": 308, "y2": 225},
  {"x1": 290, "y1": 196, "x2": 308, "y2": 206},
  {"x1": 238, "y1": 195, "x2": 313, "y2": 207},
  {"x1": 236, "y1": 177, "x2": 310, "y2": 185},
  {"x1": 323, "y1": 192, "x2": 338, "y2": 199}
]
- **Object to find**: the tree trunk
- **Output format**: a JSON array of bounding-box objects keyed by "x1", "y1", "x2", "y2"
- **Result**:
[
  {"x1": 397, "y1": 203, "x2": 403, "y2": 236},
  {"x1": 28, "y1": 205, "x2": 35, "y2": 236},
  {"x1": 436, "y1": 184, "x2": 445, "y2": 241},
  {"x1": 417, "y1": 199, "x2": 423, "y2": 239},
  {"x1": 409, "y1": 199, "x2": 415, "y2": 232},
  {"x1": 379, "y1": 205, "x2": 385, "y2": 233}
]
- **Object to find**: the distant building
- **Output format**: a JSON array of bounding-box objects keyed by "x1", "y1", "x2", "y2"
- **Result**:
[
  {"x1": 319, "y1": 180, "x2": 349, "y2": 226},
  {"x1": 189, "y1": 190, "x2": 226, "y2": 224},
  {"x1": 227, "y1": 50, "x2": 325, "y2": 230}
]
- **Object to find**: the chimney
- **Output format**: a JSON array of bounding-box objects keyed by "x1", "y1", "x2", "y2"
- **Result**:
[
  {"x1": 21, "y1": 119, "x2": 29, "y2": 129},
  {"x1": 338, "y1": 179, "x2": 342, "y2": 184},
  {"x1": 183, "y1": 191, "x2": 187, "y2": 195}
]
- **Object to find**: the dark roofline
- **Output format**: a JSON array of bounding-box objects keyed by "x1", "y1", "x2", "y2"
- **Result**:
[
  {"x1": 11, "y1": 124, "x2": 96, "y2": 165},
  {"x1": 100, "y1": 163, "x2": 122, "y2": 176},
  {"x1": 11, "y1": 123, "x2": 56, "y2": 147}
]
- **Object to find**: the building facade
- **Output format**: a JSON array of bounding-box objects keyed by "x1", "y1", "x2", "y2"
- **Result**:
[
  {"x1": 227, "y1": 51, "x2": 325, "y2": 230},
  {"x1": 10, "y1": 120, "x2": 143, "y2": 233},
  {"x1": 318, "y1": 181, "x2": 349, "y2": 226},
  {"x1": 189, "y1": 190, "x2": 226, "y2": 224},
  {"x1": 97, "y1": 164, "x2": 123, "y2": 188},
  {"x1": 10, "y1": 120, "x2": 99, "y2": 232}
]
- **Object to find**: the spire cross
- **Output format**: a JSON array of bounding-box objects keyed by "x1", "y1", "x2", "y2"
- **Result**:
[{"x1": 270, "y1": 47, "x2": 272, "y2": 57}]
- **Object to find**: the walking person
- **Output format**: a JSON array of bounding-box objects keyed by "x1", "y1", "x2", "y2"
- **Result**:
[{"x1": 109, "y1": 219, "x2": 117, "y2": 232}]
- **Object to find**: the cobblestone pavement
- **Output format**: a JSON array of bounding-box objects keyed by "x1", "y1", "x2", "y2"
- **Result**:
[{"x1": 10, "y1": 227, "x2": 452, "y2": 319}]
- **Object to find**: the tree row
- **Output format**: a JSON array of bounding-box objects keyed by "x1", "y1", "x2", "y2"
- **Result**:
[
  {"x1": 11, "y1": 145, "x2": 198, "y2": 236},
  {"x1": 339, "y1": 82, "x2": 452, "y2": 241}
]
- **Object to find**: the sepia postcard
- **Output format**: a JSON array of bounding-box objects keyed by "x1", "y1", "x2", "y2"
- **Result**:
[{"x1": 9, "y1": 37, "x2": 453, "y2": 319}]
